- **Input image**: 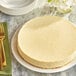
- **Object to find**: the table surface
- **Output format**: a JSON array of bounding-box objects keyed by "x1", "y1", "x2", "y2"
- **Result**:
[{"x1": 0, "y1": 6, "x2": 76, "y2": 76}]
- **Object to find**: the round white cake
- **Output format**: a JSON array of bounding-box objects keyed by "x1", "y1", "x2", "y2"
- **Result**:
[{"x1": 17, "y1": 16, "x2": 76, "y2": 68}]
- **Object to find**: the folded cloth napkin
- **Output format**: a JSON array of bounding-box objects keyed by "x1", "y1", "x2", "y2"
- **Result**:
[{"x1": 0, "y1": 22, "x2": 12, "y2": 76}]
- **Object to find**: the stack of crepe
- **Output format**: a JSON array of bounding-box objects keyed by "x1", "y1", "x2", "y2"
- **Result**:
[{"x1": 17, "y1": 16, "x2": 76, "y2": 69}]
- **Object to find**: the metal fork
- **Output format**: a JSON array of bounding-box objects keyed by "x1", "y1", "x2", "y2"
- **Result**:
[{"x1": 0, "y1": 23, "x2": 6, "y2": 70}]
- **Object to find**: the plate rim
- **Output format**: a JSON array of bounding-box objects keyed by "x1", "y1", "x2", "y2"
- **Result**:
[{"x1": 0, "y1": 0, "x2": 36, "y2": 15}]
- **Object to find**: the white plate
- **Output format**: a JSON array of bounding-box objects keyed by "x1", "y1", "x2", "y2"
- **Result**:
[
  {"x1": 11, "y1": 27, "x2": 76, "y2": 73},
  {"x1": 0, "y1": 0, "x2": 47, "y2": 15},
  {"x1": 0, "y1": 0, "x2": 36, "y2": 15}
]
